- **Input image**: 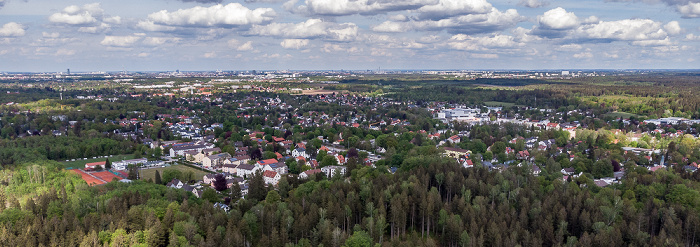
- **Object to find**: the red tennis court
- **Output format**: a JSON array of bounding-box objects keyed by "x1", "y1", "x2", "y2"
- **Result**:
[
  {"x1": 93, "y1": 171, "x2": 122, "y2": 182},
  {"x1": 71, "y1": 170, "x2": 106, "y2": 186}
]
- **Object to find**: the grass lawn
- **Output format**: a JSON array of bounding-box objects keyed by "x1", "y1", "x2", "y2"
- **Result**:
[
  {"x1": 60, "y1": 154, "x2": 135, "y2": 169},
  {"x1": 605, "y1": 111, "x2": 640, "y2": 119},
  {"x1": 139, "y1": 164, "x2": 213, "y2": 182},
  {"x1": 484, "y1": 101, "x2": 518, "y2": 107}
]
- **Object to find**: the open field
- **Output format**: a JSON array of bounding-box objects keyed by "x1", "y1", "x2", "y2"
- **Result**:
[
  {"x1": 294, "y1": 89, "x2": 344, "y2": 95},
  {"x1": 484, "y1": 101, "x2": 527, "y2": 108},
  {"x1": 61, "y1": 154, "x2": 135, "y2": 169},
  {"x1": 139, "y1": 164, "x2": 212, "y2": 182},
  {"x1": 484, "y1": 101, "x2": 516, "y2": 107},
  {"x1": 605, "y1": 111, "x2": 641, "y2": 119}
]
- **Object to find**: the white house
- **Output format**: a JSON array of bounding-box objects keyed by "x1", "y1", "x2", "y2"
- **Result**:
[
  {"x1": 237, "y1": 164, "x2": 257, "y2": 178},
  {"x1": 292, "y1": 148, "x2": 310, "y2": 159},
  {"x1": 263, "y1": 170, "x2": 281, "y2": 185},
  {"x1": 321, "y1": 165, "x2": 346, "y2": 178},
  {"x1": 112, "y1": 158, "x2": 148, "y2": 170}
]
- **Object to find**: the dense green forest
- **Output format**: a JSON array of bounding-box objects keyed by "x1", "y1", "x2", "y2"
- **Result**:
[{"x1": 1, "y1": 156, "x2": 700, "y2": 246}]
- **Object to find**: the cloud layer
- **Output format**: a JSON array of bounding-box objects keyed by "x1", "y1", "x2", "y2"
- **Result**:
[{"x1": 0, "y1": 0, "x2": 698, "y2": 70}]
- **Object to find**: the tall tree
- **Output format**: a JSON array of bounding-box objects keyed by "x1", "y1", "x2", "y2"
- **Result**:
[
  {"x1": 248, "y1": 171, "x2": 267, "y2": 202},
  {"x1": 155, "y1": 170, "x2": 162, "y2": 184},
  {"x1": 213, "y1": 174, "x2": 228, "y2": 191},
  {"x1": 105, "y1": 158, "x2": 112, "y2": 170},
  {"x1": 230, "y1": 182, "x2": 242, "y2": 204}
]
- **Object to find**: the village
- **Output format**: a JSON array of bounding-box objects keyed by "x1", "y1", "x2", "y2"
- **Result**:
[{"x1": 50, "y1": 87, "x2": 700, "y2": 203}]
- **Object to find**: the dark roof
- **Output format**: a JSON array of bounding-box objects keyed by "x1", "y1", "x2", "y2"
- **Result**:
[{"x1": 238, "y1": 164, "x2": 255, "y2": 170}]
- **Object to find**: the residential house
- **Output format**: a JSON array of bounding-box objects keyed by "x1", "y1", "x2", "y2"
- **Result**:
[
  {"x1": 85, "y1": 161, "x2": 106, "y2": 171},
  {"x1": 443, "y1": 147, "x2": 471, "y2": 159},
  {"x1": 299, "y1": 169, "x2": 322, "y2": 179},
  {"x1": 517, "y1": 150, "x2": 530, "y2": 160},
  {"x1": 321, "y1": 166, "x2": 346, "y2": 178},
  {"x1": 267, "y1": 162, "x2": 288, "y2": 175},
  {"x1": 203, "y1": 174, "x2": 217, "y2": 184},
  {"x1": 166, "y1": 179, "x2": 184, "y2": 189},
  {"x1": 561, "y1": 168, "x2": 575, "y2": 175},
  {"x1": 447, "y1": 135, "x2": 461, "y2": 144},
  {"x1": 222, "y1": 164, "x2": 237, "y2": 174},
  {"x1": 263, "y1": 170, "x2": 281, "y2": 185},
  {"x1": 335, "y1": 154, "x2": 346, "y2": 165},
  {"x1": 237, "y1": 164, "x2": 257, "y2": 178},
  {"x1": 462, "y1": 159, "x2": 474, "y2": 168},
  {"x1": 257, "y1": 159, "x2": 279, "y2": 170},
  {"x1": 224, "y1": 155, "x2": 250, "y2": 166},
  {"x1": 203, "y1": 153, "x2": 231, "y2": 168},
  {"x1": 292, "y1": 148, "x2": 310, "y2": 159}
]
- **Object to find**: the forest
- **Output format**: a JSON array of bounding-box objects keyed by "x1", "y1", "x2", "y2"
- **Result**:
[{"x1": 0, "y1": 153, "x2": 699, "y2": 246}]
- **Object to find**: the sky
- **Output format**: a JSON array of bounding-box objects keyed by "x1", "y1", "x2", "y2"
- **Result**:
[{"x1": 0, "y1": 0, "x2": 699, "y2": 72}]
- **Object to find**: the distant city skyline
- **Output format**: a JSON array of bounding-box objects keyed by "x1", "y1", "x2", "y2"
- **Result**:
[{"x1": 0, "y1": 0, "x2": 699, "y2": 72}]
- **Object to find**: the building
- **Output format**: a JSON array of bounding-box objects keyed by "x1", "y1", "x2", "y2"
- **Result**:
[
  {"x1": 85, "y1": 161, "x2": 106, "y2": 171},
  {"x1": 263, "y1": 170, "x2": 281, "y2": 185},
  {"x1": 292, "y1": 148, "x2": 309, "y2": 159},
  {"x1": 222, "y1": 164, "x2": 237, "y2": 174},
  {"x1": 266, "y1": 162, "x2": 288, "y2": 175},
  {"x1": 299, "y1": 169, "x2": 322, "y2": 179},
  {"x1": 169, "y1": 142, "x2": 216, "y2": 157},
  {"x1": 112, "y1": 158, "x2": 148, "y2": 170},
  {"x1": 443, "y1": 147, "x2": 471, "y2": 159},
  {"x1": 203, "y1": 153, "x2": 231, "y2": 168},
  {"x1": 237, "y1": 164, "x2": 257, "y2": 178},
  {"x1": 321, "y1": 166, "x2": 346, "y2": 178}
]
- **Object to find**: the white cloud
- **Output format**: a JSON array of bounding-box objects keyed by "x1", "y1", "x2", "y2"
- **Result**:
[
  {"x1": 558, "y1": 44, "x2": 582, "y2": 51},
  {"x1": 471, "y1": 53, "x2": 499, "y2": 58},
  {"x1": 0, "y1": 22, "x2": 26, "y2": 37},
  {"x1": 227, "y1": 39, "x2": 255, "y2": 51},
  {"x1": 42, "y1": 32, "x2": 60, "y2": 38},
  {"x1": 577, "y1": 19, "x2": 668, "y2": 41},
  {"x1": 204, "y1": 52, "x2": 217, "y2": 58},
  {"x1": 447, "y1": 34, "x2": 522, "y2": 51},
  {"x1": 55, "y1": 48, "x2": 76, "y2": 56},
  {"x1": 237, "y1": 41, "x2": 254, "y2": 51},
  {"x1": 372, "y1": 8, "x2": 522, "y2": 34},
  {"x1": 678, "y1": 2, "x2": 700, "y2": 18},
  {"x1": 250, "y1": 19, "x2": 358, "y2": 41},
  {"x1": 322, "y1": 43, "x2": 361, "y2": 53},
  {"x1": 280, "y1": 39, "x2": 310, "y2": 49},
  {"x1": 664, "y1": 21, "x2": 681, "y2": 35},
  {"x1": 573, "y1": 52, "x2": 593, "y2": 58},
  {"x1": 78, "y1": 23, "x2": 111, "y2": 33},
  {"x1": 291, "y1": 0, "x2": 438, "y2": 16},
  {"x1": 103, "y1": 16, "x2": 122, "y2": 25},
  {"x1": 416, "y1": 0, "x2": 493, "y2": 19},
  {"x1": 100, "y1": 35, "x2": 142, "y2": 47},
  {"x1": 538, "y1": 7, "x2": 579, "y2": 30},
  {"x1": 389, "y1": 14, "x2": 408, "y2": 21},
  {"x1": 48, "y1": 3, "x2": 103, "y2": 26},
  {"x1": 143, "y1": 37, "x2": 181, "y2": 46},
  {"x1": 146, "y1": 3, "x2": 276, "y2": 27},
  {"x1": 632, "y1": 37, "x2": 673, "y2": 46},
  {"x1": 136, "y1": 20, "x2": 177, "y2": 32},
  {"x1": 686, "y1": 33, "x2": 700, "y2": 40},
  {"x1": 518, "y1": 0, "x2": 548, "y2": 8}
]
